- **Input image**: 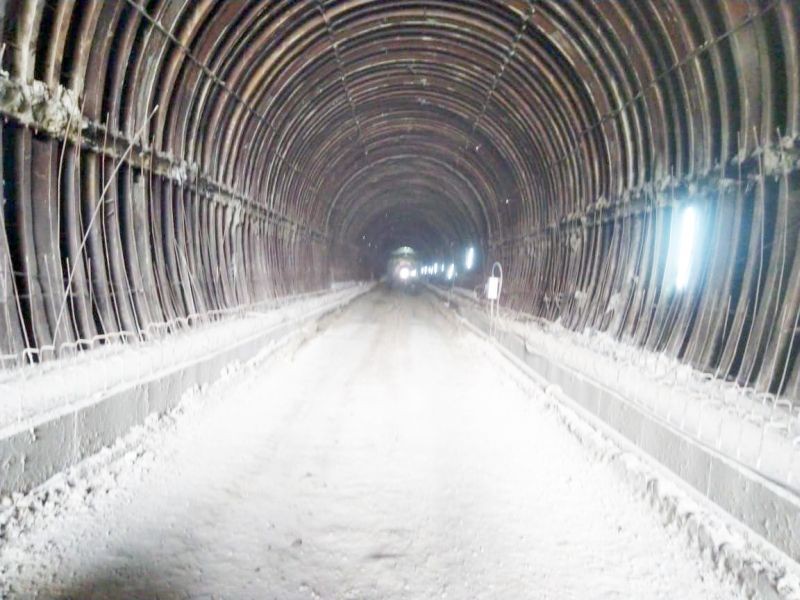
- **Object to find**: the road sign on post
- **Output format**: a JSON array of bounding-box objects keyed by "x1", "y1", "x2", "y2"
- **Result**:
[{"x1": 486, "y1": 276, "x2": 500, "y2": 300}]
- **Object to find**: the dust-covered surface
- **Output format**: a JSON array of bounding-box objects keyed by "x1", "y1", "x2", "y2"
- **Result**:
[
  {"x1": 0, "y1": 290, "x2": 747, "y2": 599},
  {"x1": 470, "y1": 292, "x2": 800, "y2": 494},
  {"x1": 0, "y1": 284, "x2": 367, "y2": 431}
]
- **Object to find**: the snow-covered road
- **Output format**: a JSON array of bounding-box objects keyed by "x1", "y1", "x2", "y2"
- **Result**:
[{"x1": 0, "y1": 289, "x2": 741, "y2": 599}]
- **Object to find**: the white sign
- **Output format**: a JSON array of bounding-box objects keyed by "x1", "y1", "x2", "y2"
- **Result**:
[{"x1": 486, "y1": 276, "x2": 500, "y2": 300}]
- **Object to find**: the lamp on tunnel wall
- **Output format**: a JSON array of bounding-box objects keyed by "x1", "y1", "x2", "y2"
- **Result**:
[
  {"x1": 669, "y1": 205, "x2": 699, "y2": 292},
  {"x1": 465, "y1": 247, "x2": 475, "y2": 270}
]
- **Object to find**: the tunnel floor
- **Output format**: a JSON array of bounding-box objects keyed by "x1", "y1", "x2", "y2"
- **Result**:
[{"x1": 0, "y1": 289, "x2": 740, "y2": 599}]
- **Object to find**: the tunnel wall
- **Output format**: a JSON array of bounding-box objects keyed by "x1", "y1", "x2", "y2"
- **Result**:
[
  {"x1": 0, "y1": 0, "x2": 364, "y2": 369},
  {"x1": 484, "y1": 0, "x2": 800, "y2": 401},
  {"x1": 0, "y1": 1, "x2": 798, "y2": 409}
]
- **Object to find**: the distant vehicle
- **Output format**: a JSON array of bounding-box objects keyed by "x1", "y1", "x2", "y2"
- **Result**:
[{"x1": 387, "y1": 246, "x2": 420, "y2": 292}]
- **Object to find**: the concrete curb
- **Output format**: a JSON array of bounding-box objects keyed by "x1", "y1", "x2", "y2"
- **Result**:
[
  {"x1": 429, "y1": 285, "x2": 800, "y2": 599},
  {"x1": 0, "y1": 287, "x2": 370, "y2": 498},
  {"x1": 550, "y1": 395, "x2": 800, "y2": 600}
]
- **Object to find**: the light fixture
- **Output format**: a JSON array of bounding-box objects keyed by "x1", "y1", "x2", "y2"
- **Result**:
[
  {"x1": 465, "y1": 246, "x2": 475, "y2": 270},
  {"x1": 675, "y1": 206, "x2": 697, "y2": 291}
]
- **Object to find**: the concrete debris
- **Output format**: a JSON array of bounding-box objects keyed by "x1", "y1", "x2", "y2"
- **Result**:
[{"x1": 0, "y1": 74, "x2": 85, "y2": 136}]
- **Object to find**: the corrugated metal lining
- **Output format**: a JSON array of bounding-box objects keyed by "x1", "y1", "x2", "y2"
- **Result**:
[{"x1": 0, "y1": 0, "x2": 799, "y2": 402}]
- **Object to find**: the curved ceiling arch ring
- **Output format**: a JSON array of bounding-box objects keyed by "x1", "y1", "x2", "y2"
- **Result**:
[
  {"x1": 329, "y1": 165, "x2": 489, "y2": 245},
  {"x1": 337, "y1": 183, "x2": 480, "y2": 251},
  {"x1": 354, "y1": 204, "x2": 471, "y2": 267},
  {"x1": 0, "y1": 0, "x2": 799, "y2": 401}
]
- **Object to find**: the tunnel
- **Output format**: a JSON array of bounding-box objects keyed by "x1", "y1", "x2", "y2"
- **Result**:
[{"x1": 0, "y1": 1, "x2": 799, "y2": 597}]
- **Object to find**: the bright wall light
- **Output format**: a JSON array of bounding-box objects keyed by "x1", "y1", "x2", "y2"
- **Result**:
[
  {"x1": 447, "y1": 263, "x2": 455, "y2": 280},
  {"x1": 675, "y1": 206, "x2": 698, "y2": 290},
  {"x1": 465, "y1": 246, "x2": 475, "y2": 270}
]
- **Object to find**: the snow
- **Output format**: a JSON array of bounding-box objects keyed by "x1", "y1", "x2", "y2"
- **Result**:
[{"x1": 0, "y1": 290, "x2": 754, "y2": 598}]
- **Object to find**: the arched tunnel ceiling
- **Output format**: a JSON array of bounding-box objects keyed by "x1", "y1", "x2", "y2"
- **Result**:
[{"x1": 0, "y1": 0, "x2": 800, "y2": 398}]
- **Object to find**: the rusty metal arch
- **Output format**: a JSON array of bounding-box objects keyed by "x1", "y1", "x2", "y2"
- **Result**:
[{"x1": 0, "y1": 0, "x2": 798, "y2": 404}]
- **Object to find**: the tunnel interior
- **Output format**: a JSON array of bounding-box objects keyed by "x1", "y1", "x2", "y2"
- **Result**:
[
  {"x1": 0, "y1": 0, "x2": 799, "y2": 402},
  {"x1": 2, "y1": 2, "x2": 800, "y2": 596}
]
